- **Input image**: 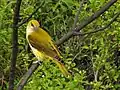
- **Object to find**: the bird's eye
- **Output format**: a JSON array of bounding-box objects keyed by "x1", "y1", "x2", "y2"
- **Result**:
[{"x1": 31, "y1": 23, "x2": 34, "y2": 27}]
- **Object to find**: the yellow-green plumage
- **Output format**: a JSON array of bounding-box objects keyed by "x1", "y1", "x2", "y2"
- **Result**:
[{"x1": 26, "y1": 20, "x2": 70, "y2": 77}]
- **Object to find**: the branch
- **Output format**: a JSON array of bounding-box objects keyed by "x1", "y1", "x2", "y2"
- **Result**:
[
  {"x1": 72, "y1": 0, "x2": 84, "y2": 30},
  {"x1": 9, "y1": 0, "x2": 22, "y2": 90},
  {"x1": 17, "y1": 61, "x2": 41, "y2": 90},
  {"x1": 73, "y1": 11, "x2": 120, "y2": 36},
  {"x1": 16, "y1": 1, "x2": 44, "y2": 27},
  {"x1": 55, "y1": 0, "x2": 117, "y2": 46},
  {"x1": 94, "y1": 70, "x2": 98, "y2": 82}
]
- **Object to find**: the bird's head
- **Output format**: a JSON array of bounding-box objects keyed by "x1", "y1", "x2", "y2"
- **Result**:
[{"x1": 28, "y1": 20, "x2": 40, "y2": 31}]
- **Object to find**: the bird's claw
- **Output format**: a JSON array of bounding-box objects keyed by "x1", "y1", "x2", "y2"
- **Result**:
[{"x1": 33, "y1": 60, "x2": 42, "y2": 65}]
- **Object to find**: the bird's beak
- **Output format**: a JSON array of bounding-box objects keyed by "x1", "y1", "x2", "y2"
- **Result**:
[{"x1": 33, "y1": 26, "x2": 39, "y2": 31}]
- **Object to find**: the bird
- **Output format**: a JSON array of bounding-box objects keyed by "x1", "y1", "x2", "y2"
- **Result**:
[{"x1": 26, "y1": 20, "x2": 70, "y2": 77}]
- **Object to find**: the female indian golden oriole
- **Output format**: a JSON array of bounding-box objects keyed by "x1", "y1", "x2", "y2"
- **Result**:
[{"x1": 26, "y1": 20, "x2": 70, "y2": 77}]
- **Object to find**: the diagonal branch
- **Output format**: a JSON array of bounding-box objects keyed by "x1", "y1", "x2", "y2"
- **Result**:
[
  {"x1": 73, "y1": 11, "x2": 120, "y2": 36},
  {"x1": 72, "y1": 0, "x2": 84, "y2": 30},
  {"x1": 17, "y1": 1, "x2": 44, "y2": 27},
  {"x1": 56, "y1": 0, "x2": 117, "y2": 46},
  {"x1": 17, "y1": 61, "x2": 41, "y2": 90}
]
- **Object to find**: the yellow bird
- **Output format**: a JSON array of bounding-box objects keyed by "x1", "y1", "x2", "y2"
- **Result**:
[{"x1": 26, "y1": 20, "x2": 70, "y2": 77}]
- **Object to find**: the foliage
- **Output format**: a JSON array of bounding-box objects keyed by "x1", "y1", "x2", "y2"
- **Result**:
[{"x1": 0, "y1": 0, "x2": 120, "y2": 90}]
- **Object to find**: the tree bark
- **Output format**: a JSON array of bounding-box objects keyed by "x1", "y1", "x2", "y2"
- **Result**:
[{"x1": 9, "y1": 0, "x2": 22, "y2": 90}]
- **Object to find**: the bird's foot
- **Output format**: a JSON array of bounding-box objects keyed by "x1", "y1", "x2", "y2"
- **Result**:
[{"x1": 33, "y1": 60, "x2": 42, "y2": 65}]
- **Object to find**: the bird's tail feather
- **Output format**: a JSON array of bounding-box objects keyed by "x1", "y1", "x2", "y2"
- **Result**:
[{"x1": 53, "y1": 59, "x2": 71, "y2": 77}]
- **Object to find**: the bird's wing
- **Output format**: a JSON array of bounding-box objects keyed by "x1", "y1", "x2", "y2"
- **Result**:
[{"x1": 28, "y1": 35, "x2": 60, "y2": 59}]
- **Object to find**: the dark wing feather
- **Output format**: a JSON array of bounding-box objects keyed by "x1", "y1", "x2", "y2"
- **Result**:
[{"x1": 28, "y1": 35, "x2": 60, "y2": 59}]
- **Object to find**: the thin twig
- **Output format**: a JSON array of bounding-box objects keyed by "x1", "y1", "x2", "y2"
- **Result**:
[
  {"x1": 74, "y1": 11, "x2": 120, "y2": 36},
  {"x1": 72, "y1": 0, "x2": 84, "y2": 30},
  {"x1": 17, "y1": 1, "x2": 44, "y2": 27},
  {"x1": 94, "y1": 70, "x2": 98, "y2": 82},
  {"x1": 72, "y1": 52, "x2": 81, "y2": 62}
]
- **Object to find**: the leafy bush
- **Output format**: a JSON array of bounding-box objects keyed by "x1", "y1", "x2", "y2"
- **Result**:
[{"x1": 0, "y1": 0, "x2": 120, "y2": 90}]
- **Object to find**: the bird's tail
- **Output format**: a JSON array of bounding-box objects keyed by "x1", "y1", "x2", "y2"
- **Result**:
[{"x1": 53, "y1": 59, "x2": 71, "y2": 77}]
